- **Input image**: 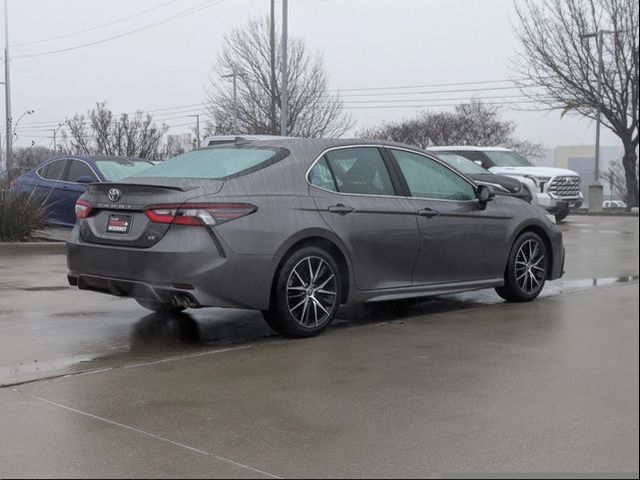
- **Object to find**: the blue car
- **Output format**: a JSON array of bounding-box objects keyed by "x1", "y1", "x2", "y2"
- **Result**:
[{"x1": 13, "y1": 155, "x2": 154, "y2": 227}]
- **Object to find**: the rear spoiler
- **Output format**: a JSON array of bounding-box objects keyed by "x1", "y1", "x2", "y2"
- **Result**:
[{"x1": 93, "y1": 182, "x2": 188, "y2": 192}]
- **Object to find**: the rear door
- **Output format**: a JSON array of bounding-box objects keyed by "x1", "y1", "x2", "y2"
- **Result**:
[
  {"x1": 62, "y1": 159, "x2": 100, "y2": 226},
  {"x1": 308, "y1": 146, "x2": 418, "y2": 291},
  {"x1": 386, "y1": 148, "x2": 510, "y2": 285}
]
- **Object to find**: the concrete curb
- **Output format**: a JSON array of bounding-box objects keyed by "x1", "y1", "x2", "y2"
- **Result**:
[{"x1": 0, "y1": 242, "x2": 66, "y2": 255}]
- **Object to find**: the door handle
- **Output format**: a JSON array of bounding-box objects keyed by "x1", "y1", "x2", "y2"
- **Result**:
[
  {"x1": 418, "y1": 208, "x2": 440, "y2": 218},
  {"x1": 328, "y1": 204, "x2": 354, "y2": 215}
]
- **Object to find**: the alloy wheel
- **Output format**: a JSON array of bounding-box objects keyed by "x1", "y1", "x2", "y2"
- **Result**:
[
  {"x1": 286, "y1": 256, "x2": 338, "y2": 327},
  {"x1": 515, "y1": 239, "x2": 547, "y2": 294}
]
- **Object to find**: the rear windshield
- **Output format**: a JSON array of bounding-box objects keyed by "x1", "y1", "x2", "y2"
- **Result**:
[
  {"x1": 132, "y1": 147, "x2": 285, "y2": 179},
  {"x1": 435, "y1": 152, "x2": 487, "y2": 174},
  {"x1": 484, "y1": 151, "x2": 532, "y2": 167},
  {"x1": 96, "y1": 159, "x2": 154, "y2": 181}
]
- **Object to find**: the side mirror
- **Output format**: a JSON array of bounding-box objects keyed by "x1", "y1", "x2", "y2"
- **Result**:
[
  {"x1": 476, "y1": 184, "x2": 495, "y2": 205},
  {"x1": 76, "y1": 176, "x2": 95, "y2": 184}
]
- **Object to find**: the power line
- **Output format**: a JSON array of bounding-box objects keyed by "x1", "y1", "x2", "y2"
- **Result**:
[
  {"x1": 14, "y1": 0, "x2": 226, "y2": 59},
  {"x1": 333, "y1": 85, "x2": 540, "y2": 98},
  {"x1": 11, "y1": 0, "x2": 182, "y2": 48},
  {"x1": 328, "y1": 78, "x2": 531, "y2": 92}
]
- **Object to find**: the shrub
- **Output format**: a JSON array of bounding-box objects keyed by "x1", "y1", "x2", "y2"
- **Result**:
[{"x1": 0, "y1": 180, "x2": 45, "y2": 242}]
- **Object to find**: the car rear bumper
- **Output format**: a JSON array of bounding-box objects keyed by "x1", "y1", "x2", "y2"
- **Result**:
[{"x1": 66, "y1": 226, "x2": 278, "y2": 310}]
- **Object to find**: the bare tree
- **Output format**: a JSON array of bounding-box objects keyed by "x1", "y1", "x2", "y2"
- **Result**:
[
  {"x1": 359, "y1": 99, "x2": 544, "y2": 159},
  {"x1": 514, "y1": 0, "x2": 639, "y2": 207},
  {"x1": 9, "y1": 144, "x2": 55, "y2": 177},
  {"x1": 205, "y1": 17, "x2": 352, "y2": 138},
  {"x1": 63, "y1": 102, "x2": 169, "y2": 159},
  {"x1": 607, "y1": 157, "x2": 639, "y2": 203}
]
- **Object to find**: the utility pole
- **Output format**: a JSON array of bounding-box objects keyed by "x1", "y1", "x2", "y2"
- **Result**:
[
  {"x1": 580, "y1": 29, "x2": 624, "y2": 184},
  {"x1": 51, "y1": 123, "x2": 63, "y2": 151},
  {"x1": 188, "y1": 114, "x2": 201, "y2": 148},
  {"x1": 221, "y1": 73, "x2": 238, "y2": 133},
  {"x1": 4, "y1": 0, "x2": 11, "y2": 177},
  {"x1": 280, "y1": 0, "x2": 288, "y2": 136},
  {"x1": 269, "y1": 0, "x2": 277, "y2": 134}
]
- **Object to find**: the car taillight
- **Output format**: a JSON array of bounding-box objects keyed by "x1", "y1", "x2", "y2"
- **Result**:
[
  {"x1": 75, "y1": 199, "x2": 92, "y2": 219},
  {"x1": 144, "y1": 203, "x2": 257, "y2": 226}
]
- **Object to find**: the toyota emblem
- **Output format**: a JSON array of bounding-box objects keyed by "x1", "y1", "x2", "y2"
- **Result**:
[{"x1": 108, "y1": 188, "x2": 121, "y2": 202}]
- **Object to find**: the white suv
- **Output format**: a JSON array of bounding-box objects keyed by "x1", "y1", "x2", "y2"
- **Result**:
[{"x1": 430, "y1": 146, "x2": 583, "y2": 222}]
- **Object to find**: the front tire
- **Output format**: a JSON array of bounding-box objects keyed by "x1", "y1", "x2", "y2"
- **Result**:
[
  {"x1": 495, "y1": 232, "x2": 549, "y2": 302},
  {"x1": 263, "y1": 246, "x2": 342, "y2": 338},
  {"x1": 135, "y1": 298, "x2": 185, "y2": 314},
  {"x1": 554, "y1": 208, "x2": 570, "y2": 223}
]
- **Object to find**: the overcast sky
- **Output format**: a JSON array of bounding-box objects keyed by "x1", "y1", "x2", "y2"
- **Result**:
[{"x1": 6, "y1": 0, "x2": 620, "y2": 150}]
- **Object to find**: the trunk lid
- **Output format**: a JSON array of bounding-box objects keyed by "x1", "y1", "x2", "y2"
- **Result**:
[{"x1": 79, "y1": 179, "x2": 224, "y2": 248}]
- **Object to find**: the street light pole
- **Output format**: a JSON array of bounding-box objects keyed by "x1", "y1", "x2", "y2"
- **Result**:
[
  {"x1": 4, "y1": 0, "x2": 12, "y2": 177},
  {"x1": 280, "y1": 0, "x2": 288, "y2": 137},
  {"x1": 269, "y1": 0, "x2": 276, "y2": 134},
  {"x1": 221, "y1": 73, "x2": 238, "y2": 133}
]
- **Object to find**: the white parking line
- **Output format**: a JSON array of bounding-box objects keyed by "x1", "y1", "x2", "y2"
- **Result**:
[{"x1": 14, "y1": 389, "x2": 282, "y2": 479}]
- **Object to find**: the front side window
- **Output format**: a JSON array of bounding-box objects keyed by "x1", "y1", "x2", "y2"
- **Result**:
[
  {"x1": 67, "y1": 160, "x2": 99, "y2": 182},
  {"x1": 390, "y1": 149, "x2": 476, "y2": 201},
  {"x1": 323, "y1": 147, "x2": 395, "y2": 196},
  {"x1": 132, "y1": 147, "x2": 285, "y2": 180}
]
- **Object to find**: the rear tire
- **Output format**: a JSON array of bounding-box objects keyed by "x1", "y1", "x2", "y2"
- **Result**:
[
  {"x1": 262, "y1": 246, "x2": 342, "y2": 338},
  {"x1": 135, "y1": 298, "x2": 185, "y2": 314},
  {"x1": 495, "y1": 231, "x2": 549, "y2": 302}
]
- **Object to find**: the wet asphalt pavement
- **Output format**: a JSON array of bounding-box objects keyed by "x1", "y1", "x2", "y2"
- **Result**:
[{"x1": 0, "y1": 216, "x2": 638, "y2": 477}]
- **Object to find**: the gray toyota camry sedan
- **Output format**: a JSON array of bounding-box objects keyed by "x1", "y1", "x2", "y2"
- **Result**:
[{"x1": 67, "y1": 138, "x2": 565, "y2": 337}]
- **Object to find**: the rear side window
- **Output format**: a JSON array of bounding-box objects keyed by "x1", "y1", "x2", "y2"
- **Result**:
[
  {"x1": 308, "y1": 158, "x2": 337, "y2": 191},
  {"x1": 322, "y1": 147, "x2": 395, "y2": 196},
  {"x1": 67, "y1": 160, "x2": 99, "y2": 182},
  {"x1": 39, "y1": 159, "x2": 67, "y2": 181},
  {"x1": 132, "y1": 148, "x2": 286, "y2": 180}
]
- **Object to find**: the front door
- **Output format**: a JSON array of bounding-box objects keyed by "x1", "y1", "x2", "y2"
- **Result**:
[
  {"x1": 308, "y1": 146, "x2": 419, "y2": 291},
  {"x1": 387, "y1": 148, "x2": 510, "y2": 285}
]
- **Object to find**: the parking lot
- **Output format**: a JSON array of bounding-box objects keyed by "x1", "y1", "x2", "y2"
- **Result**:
[{"x1": 1, "y1": 216, "x2": 638, "y2": 477}]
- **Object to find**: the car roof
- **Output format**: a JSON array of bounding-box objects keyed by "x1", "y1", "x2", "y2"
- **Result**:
[{"x1": 427, "y1": 146, "x2": 513, "y2": 152}]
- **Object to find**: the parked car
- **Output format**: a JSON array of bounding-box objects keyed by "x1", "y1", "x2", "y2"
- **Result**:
[
  {"x1": 603, "y1": 200, "x2": 627, "y2": 209},
  {"x1": 427, "y1": 150, "x2": 532, "y2": 203},
  {"x1": 67, "y1": 139, "x2": 565, "y2": 338},
  {"x1": 13, "y1": 155, "x2": 155, "y2": 227},
  {"x1": 429, "y1": 146, "x2": 582, "y2": 222}
]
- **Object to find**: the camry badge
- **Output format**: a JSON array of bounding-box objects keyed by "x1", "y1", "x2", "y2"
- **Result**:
[{"x1": 108, "y1": 188, "x2": 121, "y2": 202}]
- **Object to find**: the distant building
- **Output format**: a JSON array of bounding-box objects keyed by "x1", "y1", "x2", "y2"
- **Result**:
[{"x1": 166, "y1": 133, "x2": 194, "y2": 153}]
